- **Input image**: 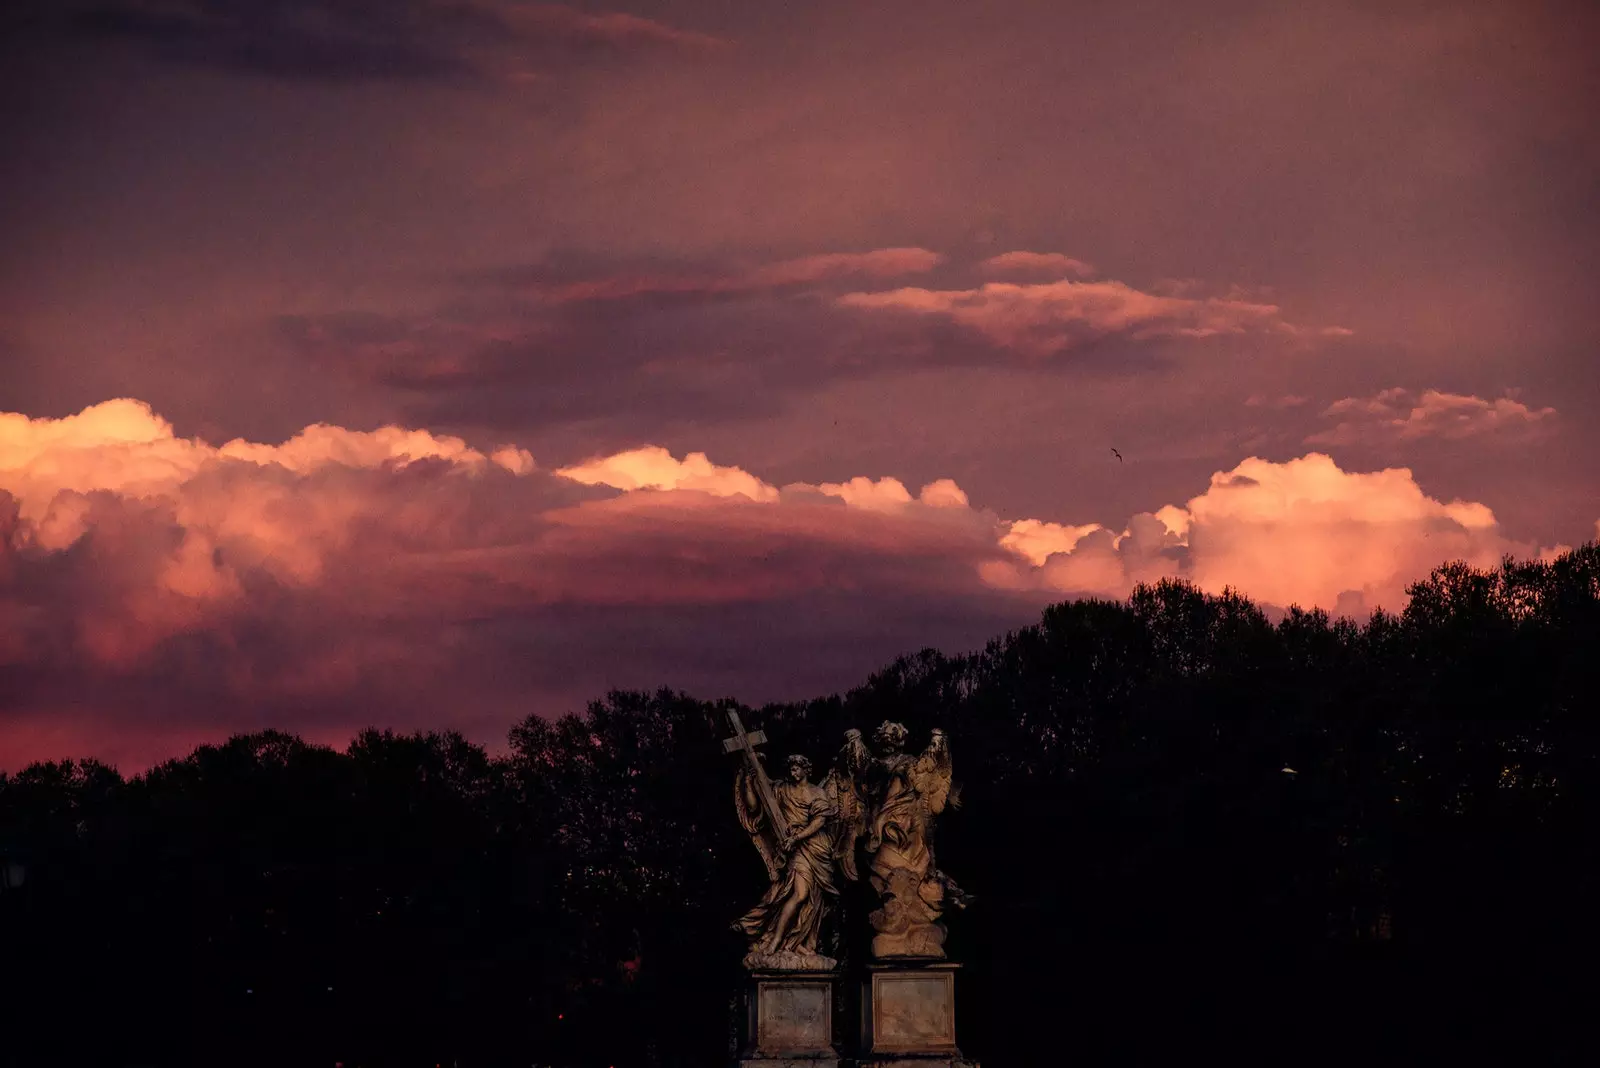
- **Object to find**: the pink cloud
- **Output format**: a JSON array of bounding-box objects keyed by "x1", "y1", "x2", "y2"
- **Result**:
[
  {"x1": 1307, "y1": 388, "x2": 1558, "y2": 445},
  {"x1": 837, "y1": 278, "x2": 1321, "y2": 357},
  {"x1": 556, "y1": 445, "x2": 778, "y2": 501},
  {"x1": 0, "y1": 400, "x2": 1570, "y2": 769},
  {"x1": 534, "y1": 248, "x2": 943, "y2": 304},
  {"x1": 979, "y1": 251, "x2": 1096, "y2": 279},
  {"x1": 988, "y1": 453, "x2": 1546, "y2": 615}
]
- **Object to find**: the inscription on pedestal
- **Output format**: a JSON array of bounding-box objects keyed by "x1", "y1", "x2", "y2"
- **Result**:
[
  {"x1": 874, "y1": 971, "x2": 955, "y2": 1049},
  {"x1": 862, "y1": 963, "x2": 960, "y2": 1058},
  {"x1": 738, "y1": 972, "x2": 840, "y2": 1065},
  {"x1": 756, "y1": 978, "x2": 832, "y2": 1053}
]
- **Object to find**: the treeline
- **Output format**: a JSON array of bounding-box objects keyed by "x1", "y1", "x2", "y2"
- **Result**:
[{"x1": 2, "y1": 548, "x2": 1597, "y2": 1066}]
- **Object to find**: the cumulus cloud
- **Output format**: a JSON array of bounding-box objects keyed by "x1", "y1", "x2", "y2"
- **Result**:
[
  {"x1": 988, "y1": 453, "x2": 1546, "y2": 615},
  {"x1": 998, "y1": 518, "x2": 1104, "y2": 566},
  {"x1": 804, "y1": 476, "x2": 971, "y2": 513},
  {"x1": 0, "y1": 399, "x2": 521, "y2": 521},
  {"x1": 0, "y1": 399, "x2": 1566, "y2": 769},
  {"x1": 556, "y1": 446, "x2": 778, "y2": 501},
  {"x1": 980, "y1": 251, "x2": 1096, "y2": 278},
  {"x1": 837, "y1": 278, "x2": 1320, "y2": 357},
  {"x1": 1307, "y1": 388, "x2": 1557, "y2": 445}
]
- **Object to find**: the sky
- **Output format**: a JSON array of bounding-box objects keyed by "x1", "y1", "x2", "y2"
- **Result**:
[{"x1": 2, "y1": 0, "x2": 1597, "y2": 770}]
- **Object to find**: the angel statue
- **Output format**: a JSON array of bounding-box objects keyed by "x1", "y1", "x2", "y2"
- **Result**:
[
  {"x1": 732, "y1": 752, "x2": 844, "y2": 970},
  {"x1": 835, "y1": 721, "x2": 972, "y2": 959}
]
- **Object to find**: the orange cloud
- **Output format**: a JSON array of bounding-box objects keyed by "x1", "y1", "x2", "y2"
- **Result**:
[
  {"x1": 1307, "y1": 388, "x2": 1557, "y2": 445},
  {"x1": 3, "y1": 401, "x2": 1564, "y2": 676},
  {"x1": 1, "y1": 400, "x2": 1573, "y2": 771},
  {"x1": 979, "y1": 251, "x2": 1096, "y2": 278},
  {"x1": 837, "y1": 278, "x2": 1312, "y2": 357},
  {"x1": 989, "y1": 453, "x2": 1547, "y2": 614},
  {"x1": 556, "y1": 446, "x2": 779, "y2": 501},
  {"x1": 998, "y1": 518, "x2": 1104, "y2": 565}
]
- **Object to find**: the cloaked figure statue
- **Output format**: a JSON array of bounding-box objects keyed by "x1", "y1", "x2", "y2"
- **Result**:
[
  {"x1": 732, "y1": 753, "x2": 843, "y2": 970},
  {"x1": 836, "y1": 721, "x2": 972, "y2": 958}
]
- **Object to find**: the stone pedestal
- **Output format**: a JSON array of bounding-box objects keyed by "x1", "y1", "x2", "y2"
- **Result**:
[
  {"x1": 858, "y1": 960, "x2": 971, "y2": 1068},
  {"x1": 735, "y1": 969, "x2": 841, "y2": 1067}
]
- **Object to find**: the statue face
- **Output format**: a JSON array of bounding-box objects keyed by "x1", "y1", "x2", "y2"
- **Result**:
[
  {"x1": 787, "y1": 759, "x2": 811, "y2": 783},
  {"x1": 874, "y1": 721, "x2": 908, "y2": 754}
]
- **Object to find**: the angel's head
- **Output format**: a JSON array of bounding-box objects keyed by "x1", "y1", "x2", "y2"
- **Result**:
[
  {"x1": 786, "y1": 754, "x2": 814, "y2": 783},
  {"x1": 874, "y1": 721, "x2": 910, "y2": 755}
]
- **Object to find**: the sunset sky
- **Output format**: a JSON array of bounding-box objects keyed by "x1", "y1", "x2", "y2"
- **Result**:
[{"x1": 3, "y1": 0, "x2": 1597, "y2": 769}]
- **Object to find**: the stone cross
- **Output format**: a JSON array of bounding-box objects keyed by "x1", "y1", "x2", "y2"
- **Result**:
[{"x1": 723, "y1": 710, "x2": 785, "y2": 847}]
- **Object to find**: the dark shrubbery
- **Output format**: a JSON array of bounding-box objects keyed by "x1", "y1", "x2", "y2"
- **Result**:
[{"x1": 3, "y1": 548, "x2": 1596, "y2": 1065}]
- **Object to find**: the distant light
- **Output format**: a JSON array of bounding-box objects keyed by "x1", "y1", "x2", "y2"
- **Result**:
[
  {"x1": 246, "y1": 989, "x2": 253, "y2": 994},
  {"x1": 327, "y1": 986, "x2": 334, "y2": 992},
  {"x1": 1281, "y1": 766, "x2": 1298, "y2": 775}
]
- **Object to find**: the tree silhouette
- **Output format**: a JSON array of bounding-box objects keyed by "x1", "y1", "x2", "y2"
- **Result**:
[{"x1": 1, "y1": 545, "x2": 1596, "y2": 1066}]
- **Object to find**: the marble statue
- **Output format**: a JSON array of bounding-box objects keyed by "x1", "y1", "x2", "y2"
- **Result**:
[
  {"x1": 728, "y1": 711, "x2": 846, "y2": 971},
  {"x1": 724, "y1": 713, "x2": 976, "y2": 1065},
  {"x1": 837, "y1": 721, "x2": 972, "y2": 959}
]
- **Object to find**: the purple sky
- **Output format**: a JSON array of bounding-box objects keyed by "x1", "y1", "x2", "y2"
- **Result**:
[{"x1": 2, "y1": 0, "x2": 1597, "y2": 769}]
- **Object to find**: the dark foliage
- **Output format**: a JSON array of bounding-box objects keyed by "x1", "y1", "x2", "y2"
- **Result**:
[{"x1": 3, "y1": 548, "x2": 1597, "y2": 1065}]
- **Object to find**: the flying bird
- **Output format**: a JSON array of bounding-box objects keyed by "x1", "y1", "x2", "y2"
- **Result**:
[{"x1": 1110, "y1": 448, "x2": 1123, "y2": 463}]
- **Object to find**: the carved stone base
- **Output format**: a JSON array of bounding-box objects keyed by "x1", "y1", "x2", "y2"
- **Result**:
[
  {"x1": 743, "y1": 949, "x2": 838, "y2": 972},
  {"x1": 735, "y1": 970, "x2": 840, "y2": 1067},
  {"x1": 858, "y1": 961, "x2": 967, "y2": 1066}
]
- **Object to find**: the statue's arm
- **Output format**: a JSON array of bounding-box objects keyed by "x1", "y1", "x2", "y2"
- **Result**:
[
  {"x1": 737, "y1": 765, "x2": 765, "y2": 826},
  {"x1": 783, "y1": 811, "x2": 828, "y2": 850}
]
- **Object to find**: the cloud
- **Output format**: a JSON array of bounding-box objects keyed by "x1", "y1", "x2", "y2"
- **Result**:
[
  {"x1": 0, "y1": 399, "x2": 1565, "y2": 769},
  {"x1": 837, "y1": 278, "x2": 1321, "y2": 358},
  {"x1": 556, "y1": 446, "x2": 778, "y2": 501},
  {"x1": 998, "y1": 518, "x2": 1104, "y2": 566},
  {"x1": 0, "y1": 399, "x2": 1030, "y2": 766},
  {"x1": 980, "y1": 251, "x2": 1096, "y2": 279},
  {"x1": 528, "y1": 247, "x2": 944, "y2": 304},
  {"x1": 802, "y1": 476, "x2": 971, "y2": 514},
  {"x1": 0, "y1": 398, "x2": 523, "y2": 520},
  {"x1": 1307, "y1": 388, "x2": 1558, "y2": 445},
  {"x1": 988, "y1": 453, "x2": 1545, "y2": 615},
  {"x1": 44, "y1": 0, "x2": 727, "y2": 85},
  {"x1": 272, "y1": 251, "x2": 1336, "y2": 440}
]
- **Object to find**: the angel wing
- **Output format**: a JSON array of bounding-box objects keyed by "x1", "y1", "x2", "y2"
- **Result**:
[
  {"x1": 734, "y1": 763, "x2": 781, "y2": 882},
  {"x1": 911, "y1": 729, "x2": 955, "y2": 816},
  {"x1": 825, "y1": 730, "x2": 872, "y2": 881}
]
